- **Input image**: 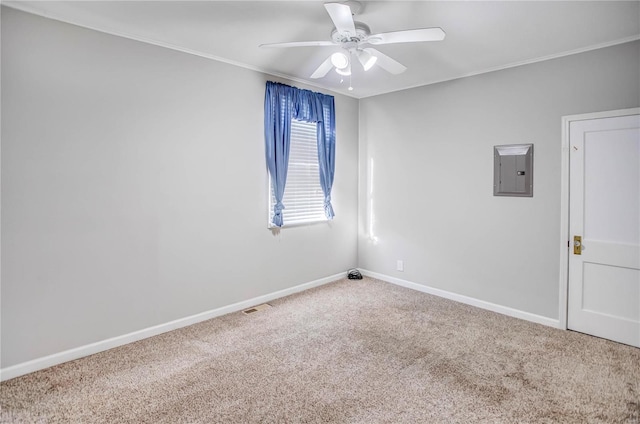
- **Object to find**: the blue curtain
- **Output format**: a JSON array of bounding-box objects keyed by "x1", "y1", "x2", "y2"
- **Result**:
[
  {"x1": 264, "y1": 81, "x2": 336, "y2": 226},
  {"x1": 264, "y1": 82, "x2": 295, "y2": 227}
]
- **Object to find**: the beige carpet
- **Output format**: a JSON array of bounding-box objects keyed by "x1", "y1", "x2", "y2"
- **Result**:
[{"x1": 1, "y1": 277, "x2": 639, "y2": 423}]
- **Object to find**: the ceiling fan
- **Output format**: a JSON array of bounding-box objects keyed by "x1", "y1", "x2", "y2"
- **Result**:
[{"x1": 259, "y1": 1, "x2": 445, "y2": 81}]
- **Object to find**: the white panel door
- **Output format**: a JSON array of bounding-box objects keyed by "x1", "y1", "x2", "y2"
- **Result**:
[{"x1": 568, "y1": 114, "x2": 640, "y2": 347}]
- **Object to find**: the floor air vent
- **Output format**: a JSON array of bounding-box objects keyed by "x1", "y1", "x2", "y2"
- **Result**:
[{"x1": 242, "y1": 303, "x2": 272, "y2": 315}]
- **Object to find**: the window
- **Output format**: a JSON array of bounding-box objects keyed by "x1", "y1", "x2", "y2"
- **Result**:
[
  {"x1": 264, "y1": 81, "x2": 335, "y2": 228},
  {"x1": 268, "y1": 120, "x2": 326, "y2": 226}
]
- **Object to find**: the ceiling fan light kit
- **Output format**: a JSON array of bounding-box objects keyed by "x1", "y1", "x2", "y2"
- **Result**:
[
  {"x1": 335, "y1": 63, "x2": 351, "y2": 76},
  {"x1": 331, "y1": 52, "x2": 349, "y2": 69},
  {"x1": 259, "y1": 1, "x2": 445, "y2": 90},
  {"x1": 357, "y1": 49, "x2": 377, "y2": 71}
]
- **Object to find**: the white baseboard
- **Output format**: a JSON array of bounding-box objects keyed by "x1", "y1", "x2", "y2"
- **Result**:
[
  {"x1": 360, "y1": 269, "x2": 560, "y2": 329},
  {"x1": 0, "y1": 272, "x2": 345, "y2": 382}
]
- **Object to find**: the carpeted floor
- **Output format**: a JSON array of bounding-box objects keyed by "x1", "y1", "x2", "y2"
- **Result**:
[{"x1": 1, "y1": 277, "x2": 639, "y2": 423}]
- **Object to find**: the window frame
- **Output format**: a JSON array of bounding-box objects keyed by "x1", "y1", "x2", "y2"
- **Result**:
[{"x1": 267, "y1": 118, "x2": 328, "y2": 228}]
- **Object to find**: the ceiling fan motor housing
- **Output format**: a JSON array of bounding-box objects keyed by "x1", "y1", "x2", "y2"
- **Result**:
[{"x1": 331, "y1": 22, "x2": 371, "y2": 44}]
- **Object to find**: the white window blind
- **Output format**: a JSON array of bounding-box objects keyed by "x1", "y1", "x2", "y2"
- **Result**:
[{"x1": 269, "y1": 119, "x2": 326, "y2": 226}]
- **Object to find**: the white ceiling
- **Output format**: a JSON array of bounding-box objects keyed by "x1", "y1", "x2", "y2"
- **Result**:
[{"x1": 5, "y1": 1, "x2": 640, "y2": 98}]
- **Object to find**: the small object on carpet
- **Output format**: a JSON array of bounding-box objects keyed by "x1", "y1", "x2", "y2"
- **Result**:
[{"x1": 347, "y1": 268, "x2": 363, "y2": 279}]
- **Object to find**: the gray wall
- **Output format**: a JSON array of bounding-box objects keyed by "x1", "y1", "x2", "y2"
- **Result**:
[
  {"x1": 358, "y1": 41, "x2": 640, "y2": 320},
  {"x1": 1, "y1": 8, "x2": 359, "y2": 368}
]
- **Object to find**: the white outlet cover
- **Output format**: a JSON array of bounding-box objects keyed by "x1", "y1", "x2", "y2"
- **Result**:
[{"x1": 396, "y1": 260, "x2": 404, "y2": 271}]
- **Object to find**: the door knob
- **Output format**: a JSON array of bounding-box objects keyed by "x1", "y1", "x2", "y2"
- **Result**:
[{"x1": 573, "y1": 235, "x2": 582, "y2": 255}]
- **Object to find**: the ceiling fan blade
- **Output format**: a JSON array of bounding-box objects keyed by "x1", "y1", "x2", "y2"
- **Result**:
[
  {"x1": 260, "y1": 41, "x2": 336, "y2": 48},
  {"x1": 310, "y1": 56, "x2": 334, "y2": 79},
  {"x1": 324, "y1": 3, "x2": 356, "y2": 36},
  {"x1": 368, "y1": 27, "x2": 445, "y2": 45},
  {"x1": 364, "y1": 48, "x2": 407, "y2": 74}
]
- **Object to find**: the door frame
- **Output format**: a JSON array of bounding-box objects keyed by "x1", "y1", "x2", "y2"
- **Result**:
[{"x1": 558, "y1": 107, "x2": 640, "y2": 330}]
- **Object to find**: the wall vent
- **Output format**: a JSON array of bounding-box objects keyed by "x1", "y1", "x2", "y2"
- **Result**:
[{"x1": 242, "y1": 304, "x2": 272, "y2": 315}]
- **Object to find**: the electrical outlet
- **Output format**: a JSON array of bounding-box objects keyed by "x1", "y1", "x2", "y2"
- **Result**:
[{"x1": 396, "y1": 260, "x2": 404, "y2": 272}]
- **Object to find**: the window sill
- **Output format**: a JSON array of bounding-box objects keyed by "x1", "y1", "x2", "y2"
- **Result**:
[{"x1": 267, "y1": 218, "x2": 329, "y2": 230}]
